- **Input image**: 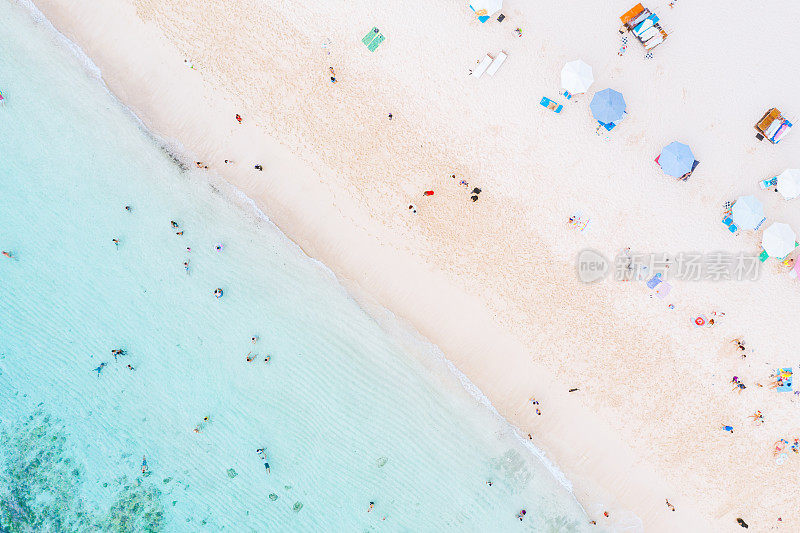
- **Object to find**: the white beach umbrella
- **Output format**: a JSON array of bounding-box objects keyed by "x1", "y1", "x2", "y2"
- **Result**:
[
  {"x1": 777, "y1": 169, "x2": 800, "y2": 200},
  {"x1": 762, "y1": 222, "x2": 797, "y2": 258},
  {"x1": 470, "y1": 0, "x2": 503, "y2": 20},
  {"x1": 731, "y1": 195, "x2": 765, "y2": 230},
  {"x1": 560, "y1": 60, "x2": 594, "y2": 95}
]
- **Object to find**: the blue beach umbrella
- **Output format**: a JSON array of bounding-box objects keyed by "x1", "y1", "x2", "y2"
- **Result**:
[
  {"x1": 590, "y1": 89, "x2": 626, "y2": 124},
  {"x1": 731, "y1": 195, "x2": 765, "y2": 230},
  {"x1": 659, "y1": 142, "x2": 695, "y2": 177}
]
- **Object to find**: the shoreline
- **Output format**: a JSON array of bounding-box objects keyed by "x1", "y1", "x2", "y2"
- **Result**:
[{"x1": 22, "y1": 0, "x2": 800, "y2": 530}]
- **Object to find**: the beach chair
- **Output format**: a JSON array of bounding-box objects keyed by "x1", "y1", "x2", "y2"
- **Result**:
[
  {"x1": 540, "y1": 97, "x2": 563, "y2": 113},
  {"x1": 485, "y1": 52, "x2": 507, "y2": 77},
  {"x1": 562, "y1": 90, "x2": 573, "y2": 100},
  {"x1": 759, "y1": 250, "x2": 769, "y2": 262},
  {"x1": 472, "y1": 54, "x2": 493, "y2": 78}
]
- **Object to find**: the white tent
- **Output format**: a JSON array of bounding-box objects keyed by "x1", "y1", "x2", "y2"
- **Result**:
[
  {"x1": 763, "y1": 222, "x2": 797, "y2": 258},
  {"x1": 470, "y1": 0, "x2": 503, "y2": 21},
  {"x1": 561, "y1": 60, "x2": 594, "y2": 95},
  {"x1": 777, "y1": 169, "x2": 800, "y2": 200}
]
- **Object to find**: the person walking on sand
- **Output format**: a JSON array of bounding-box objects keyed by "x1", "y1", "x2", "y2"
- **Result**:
[
  {"x1": 235, "y1": 114, "x2": 242, "y2": 123},
  {"x1": 721, "y1": 425, "x2": 734, "y2": 433},
  {"x1": 665, "y1": 499, "x2": 675, "y2": 511},
  {"x1": 254, "y1": 164, "x2": 263, "y2": 171},
  {"x1": 329, "y1": 66, "x2": 337, "y2": 83}
]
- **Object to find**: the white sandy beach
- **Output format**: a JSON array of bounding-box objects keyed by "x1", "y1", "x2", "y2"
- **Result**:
[{"x1": 26, "y1": 0, "x2": 800, "y2": 530}]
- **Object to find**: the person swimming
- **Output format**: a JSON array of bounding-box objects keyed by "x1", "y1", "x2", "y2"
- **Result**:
[
  {"x1": 246, "y1": 352, "x2": 254, "y2": 362},
  {"x1": 92, "y1": 362, "x2": 107, "y2": 376},
  {"x1": 1, "y1": 251, "x2": 14, "y2": 259},
  {"x1": 184, "y1": 260, "x2": 190, "y2": 273},
  {"x1": 125, "y1": 205, "x2": 132, "y2": 212},
  {"x1": 112, "y1": 238, "x2": 120, "y2": 247},
  {"x1": 368, "y1": 502, "x2": 374, "y2": 513},
  {"x1": 171, "y1": 221, "x2": 179, "y2": 228},
  {"x1": 127, "y1": 364, "x2": 135, "y2": 371},
  {"x1": 264, "y1": 355, "x2": 271, "y2": 363},
  {"x1": 214, "y1": 288, "x2": 223, "y2": 298},
  {"x1": 141, "y1": 456, "x2": 148, "y2": 474},
  {"x1": 256, "y1": 448, "x2": 270, "y2": 473},
  {"x1": 251, "y1": 335, "x2": 259, "y2": 344},
  {"x1": 516, "y1": 509, "x2": 526, "y2": 521},
  {"x1": 214, "y1": 243, "x2": 224, "y2": 252}
]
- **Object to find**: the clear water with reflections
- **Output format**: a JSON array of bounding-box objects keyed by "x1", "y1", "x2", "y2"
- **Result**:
[{"x1": 0, "y1": 1, "x2": 590, "y2": 530}]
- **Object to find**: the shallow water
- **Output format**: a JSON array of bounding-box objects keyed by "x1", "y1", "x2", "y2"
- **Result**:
[{"x1": 0, "y1": 1, "x2": 590, "y2": 530}]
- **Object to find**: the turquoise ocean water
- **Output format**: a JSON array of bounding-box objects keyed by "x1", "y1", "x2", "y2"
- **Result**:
[{"x1": 0, "y1": 1, "x2": 590, "y2": 530}]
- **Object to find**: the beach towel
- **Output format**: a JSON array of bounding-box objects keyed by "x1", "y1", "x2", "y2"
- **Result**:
[
  {"x1": 568, "y1": 210, "x2": 591, "y2": 232},
  {"x1": 367, "y1": 33, "x2": 385, "y2": 52},
  {"x1": 776, "y1": 368, "x2": 792, "y2": 392},
  {"x1": 646, "y1": 273, "x2": 662, "y2": 289},
  {"x1": 654, "y1": 281, "x2": 671, "y2": 299},
  {"x1": 362, "y1": 27, "x2": 379, "y2": 46},
  {"x1": 540, "y1": 97, "x2": 563, "y2": 113}
]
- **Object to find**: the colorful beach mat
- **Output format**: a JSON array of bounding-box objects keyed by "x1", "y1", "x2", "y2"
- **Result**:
[{"x1": 776, "y1": 368, "x2": 793, "y2": 392}]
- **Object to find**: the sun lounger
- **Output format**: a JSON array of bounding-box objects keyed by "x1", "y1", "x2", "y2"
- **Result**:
[
  {"x1": 486, "y1": 52, "x2": 507, "y2": 77},
  {"x1": 472, "y1": 54, "x2": 493, "y2": 78},
  {"x1": 540, "y1": 97, "x2": 563, "y2": 113},
  {"x1": 759, "y1": 250, "x2": 769, "y2": 262},
  {"x1": 562, "y1": 90, "x2": 573, "y2": 100}
]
